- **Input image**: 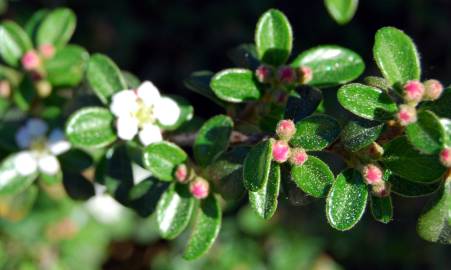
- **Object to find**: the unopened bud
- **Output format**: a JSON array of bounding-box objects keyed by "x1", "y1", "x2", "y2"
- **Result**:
[
  {"x1": 255, "y1": 65, "x2": 272, "y2": 84},
  {"x1": 367, "y1": 142, "x2": 384, "y2": 159},
  {"x1": 38, "y1": 44, "x2": 56, "y2": 59},
  {"x1": 0, "y1": 80, "x2": 11, "y2": 98},
  {"x1": 276, "y1": 119, "x2": 296, "y2": 140},
  {"x1": 423, "y1": 79, "x2": 443, "y2": 101},
  {"x1": 362, "y1": 164, "x2": 384, "y2": 185},
  {"x1": 298, "y1": 66, "x2": 313, "y2": 84},
  {"x1": 277, "y1": 66, "x2": 296, "y2": 85},
  {"x1": 175, "y1": 164, "x2": 188, "y2": 182},
  {"x1": 21, "y1": 50, "x2": 41, "y2": 71},
  {"x1": 371, "y1": 182, "x2": 391, "y2": 198},
  {"x1": 403, "y1": 80, "x2": 424, "y2": 103},
  {"x1": 272, "y1": 140, "x2": 290, "y2": 163},
  {"x1": 35, "y1": 80, "x2": 52, "y2": 97},
  {"x1": 189, "y1": 178, "x2": 209, "y2": 199},
  {"x1": 289, "y1": 148, "x2": 308, "y2": 166},
  {"x1": 396, "y1": 104, "x2": 417, "y2": 126},
  {"x1": 439, "y1": 147, "x2": 451, "y2": 168}
]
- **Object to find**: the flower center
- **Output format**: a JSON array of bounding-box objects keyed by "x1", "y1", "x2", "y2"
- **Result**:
[
  {"x1": 30, "y1": 137, "x2": 48, "y2": 153},
  {"x1": 134, "y1": 99, "x2": 155, "y2": 127}
]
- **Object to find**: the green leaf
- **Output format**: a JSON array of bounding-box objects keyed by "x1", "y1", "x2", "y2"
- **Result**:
[
  {"x1": 390, "y1": 175, "x2": 441, "y2": 198},
  {"x1": 291, "y1": 156, "x2": 334, "y2": 198},
  {"x1": 337, "y1": 83, "x2": 398, "y2": 120},
  {"x1": 0, "y1": 185, "x2": 38, "y2": 221},
  {"x1": 0, "y1": 154, "x2": 37, "y2": 195},
  {"x1": 228, "y1": 43, "x2": 260, "y2": 70},
  {"x1": 324, "y1": 0, "x2": 359, "y2": 25},
  {"x1": 183, "y1": 195, "x2": 222, "y2": 260},
  {"x1": 143, "y1": 141, "x2": 187, "y2": 181},
  {"x1": 406, "y1": 110, "x2": 446, "y2": 154},
  {"x1": 363, "y1": 76, "x2": 391, "y2": 91},
  {"x1": 382, "y1": 136, "x2": 446, "y2": 183},
  {"x1": 157, "y1": 183, "x2": 195, "y2": 239},
  {"x1": 326, "y1": 169, "x2": 368, "y2": 231},
  {"x1": 160, "y1": 95, "x2": 193, "y2": 131},
  {"x1": 243, "y1": 139, "x2": 273, "y2": 192},
  {"x1": 291, "y1": 45, "x2": 364, "y2": 87},
  {"x1": 417, "y1": 179, "x2": 450, "y2": 244},
  {"x1": 373, "y1": 27, "x2": 421, "y2": 86},
  {"x1": 25, "y1": 9, "x2": 48, "y2": 40},
  {"x1": 13, "y1": 77, "x2": 36, "y2": 111},
  {"x1": 210, "y1": 68, "x2": 261, "y2": 103},
  {"x1": 62, "y1": 170, "x2": 95, "y2": 200},
  {"x1": 59, "y1": 149, "x2": 93, "y2": 173},
  {"x1": 128, "y1": 177, "x2": 169, "y2": 217},
  {"x1": 341, "y1": 119, "x2": 384, "y2": 152},
  {"x1": 255, "y1": 9, "x2": 292, "y2": 66},
  {"x1": 40, "y1": 169, "x2": 63, "y2": 185},
  {"x1": 369, "y1": 195, "x2": 393, "y2": 224},
  {"x1": 422, "y1": 88, "x2": 451, "y2": 119},
  {"x1": 36, "y1": 8, "x2": 76, "y2": 47},
  {"x1": 290, "y1": 114, "x2": 341, "y2": 151},
  {"x1": 194, "y1": 115, "x2": 233, "y2": 167},
  {"x1": 284, "y1": 86, "x2": 323, "y2": 122},
  {"x1": 122, "y1": 70, "x2": 141, "y2": 88},
  {"x1": 184, "y1": 71, "x2": 226, "y2": 107},
  {"x1": 249, "y1": 162, "x2": 280, "y2": 220},
  {"x1": 0, "y1": 21, "x2": 33, "y2": 67},
  {"x1": 86, "y1": 54, "x2": 127, "y2": 104},
  {"x1": 45, "y1": 45, "x2": 89, "y2": 87},
  {"x1": 65, "y1": 107, "x2": 117, "y2": 148}
]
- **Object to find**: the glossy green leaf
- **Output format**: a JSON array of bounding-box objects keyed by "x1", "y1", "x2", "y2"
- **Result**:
[
  {"x1": 370, "y1": 195, "x2": 393, "y2": 224},
  {"x1": 423, "y1": 88, "x2": 451, "y2": 119},
  {"x1": 24, "y1": 9, "x2": 48, "y2": 40},
  {"x1": 249, "y1": 162, "x2": 280, "y2": 220},
  {"x1": 122, "y1": 70, "x2": 140, "y2": 88},
  {"x1": 194, "y1": 115, "x2": 233, "y2": 167},
  {"x1": 417, "y1": 179, "x2": 450, "y2": 244},
  {"x1": 324, "y1": 0, "x2": 359, "y2": 25},
  {"x1": 183, "y1": 195, "x2": 222, "y2": 260},
  {"x1": 13, "y1": 77, "x2": 36, "y2": 111},
  {"x1": 255, "y1": 9, "x2": 292, "y2": 66},
  {"x1": 0, "y1": 21, "x2": 33, "y2": 67},
  {"x1": 390, "y1": 175, "x2": 441, "y2": 198},
  {"x1": 36, "y1": 8, "x2": 76, "y2": 47},
  {"x1": 40, "y1": 169, "x2": 63, "y2": 185},
  {"x1": 128, "y1": 177, "x2": 169, "y2": 217},
  {"x1": 290, "y1": 114, "x2": 340, "y2": 150},
  {"x1": 243, "y1": 139, "x2": 273, "y2": 192},
  {"x1": 184, "y1": 71, "x2": 226, "y2": 107},
  {"x1": 45, "y1": 45, "x2": 89, "y2": 87},
  {"x1": 284, "y1": 86, "x2": 323, "y2": 122},
  {"x1": 291, "y1": 156, "x2": 334, "y2": 198},
  {"x1": 291, "y1": 45, "x2": 364, "y2": 87},
  {"x1": 326, "y1": 169, "x2": 368, "y2": 231},
  {"x1": 406, "y1": 110, "x2": 446, "y2": 154},
  {"x1": 143, "y1": 141, "x2": 187, "y2": 181},
  {"x1": 65, "y1": 107, "x2": 117, "y2": 148},
  {"x1": 157, "y1": 183, "x2": 195, "y2": 240},
  {"x1": 383, "y1": 136, "x2": 446, "y2": 183},
  {"x1": 441, "y1": 118, "x2": 451, "y2": 147},
  {"x1": 341, "y1": 119, "x2": 384, "y2": 152},
  {"x1": 373, "y1": 27, "x2": 420, "y2": 86},
  {"x1": 62, "y1": 170, "x2": 94, "y2": 201},
  {"x1": 228, "y1": 43, "x2": 260, "y2": 70},
  {"x1": 338, "y1": 83, "x2": 398, "y2": 120},
  {"x1": 59, "y1": 149, "x2": 93, "y2": 173},
  {"x1": 210, "y1": 69, "x2": 261, "y2": 103},
  {"x1": 363, "y1": 76, "x2": 391, "y2": 91},
  {"x1": 87, "y1": 54, "x2": 127, "y2": 104},
  {"x1": 0, "y1": 154, "x2": 37, "y2": 195}
]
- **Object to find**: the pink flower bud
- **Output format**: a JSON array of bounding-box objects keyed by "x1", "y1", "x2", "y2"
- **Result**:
[
  {"x1": 277, "y1": 66, "x2": 296, "y2": 84},
  {"x1": 403, "y1": 80, "x2": 424, "y2": 103},
  {"x1": 255, "y1": 65, "x2": 272, "y2": 83},
  {"x1": 371, "y1": 182, "x2": 391, "y2": 198},
  {"x1": 272, "y1": 140, "x2": 290, "y2": 163},
  {"x1": 423, "y1": 79, "x2": 443, "y2": 101},
  {"x1": 189, "y1": 178, "x2": 210, "y2": 199},
  {"x1": 38, "y1": 44, "x2": 56, "y2": 59},
  {"x1": 21, "y1": 50, "x2": 41, "y2": 71},
  {"x1": 396, "y1": 104, "x2": 417, "y2": 126},
  {"x1": 175, "y1": 164, "x2": 188, "y2": 182},
  {"x1": 298, "y1": 66, "x2": 313, "y2": 84},
  {"x1": 276, "y1": 119, "x2": 296, "y2": 140},
  {"x1": 439, "y1": 147, "x2": 451, "y2": 168},
  {"x1": 0, "y1": 80, "x2": 11, "y2": 98},
  {"x1": 362, "y1": 164, "x2": 384, "y2": 185},
  {"x1": 289, "y1": 148, "x2": 308, "y2": 166}
]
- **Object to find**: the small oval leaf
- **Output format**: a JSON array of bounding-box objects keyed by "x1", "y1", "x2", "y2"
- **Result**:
[
  {"x1": 369, "y1": 194, "x2": 393, "y2": 224},
  {"x1": 45, "y1": 45, "x2": 89, "y2": 87},
  {"x1": 406, "y1": 110, "x2": 446, "y2": 154},
  {"x1": 324, "y1": 0, "x2": 359, "y2": 25},
  {"x1": 291, "y1": 156, "x2": 334, "y2": 198},
  {"x1": 390, "y1": 175, "x2": 441, "y2": 198},
  {"x1": 0, "y1": 21, "x2": 33, "y2": 67},
  {"x1": 36, "y1": 8, "x2": 76, "y2": 47},
  {"x1": 249, "y1": 162, "x2": 281, "y2": 220},
  {"x1": 210, "y1": 69, "x2": 261, "y2": 103},
  {"x1": 243, "y1": 139, "x2": 273, "y2": 192},
  {"x1": 143, "y1": 141, "x2": 187, "y2": 181},
  {"x1": 341, "y1": 119, "x2": 384, "y2": 152},
  {"x1": 284, "y1": 86, "x2": 323, "y2": 122}
]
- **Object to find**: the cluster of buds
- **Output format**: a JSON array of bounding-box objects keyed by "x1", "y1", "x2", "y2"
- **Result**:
[
  {"x1": 255, "y1": 65, "x2": 312, "y2": 86},
  {"x1": 396, "y1": 104, "x2": 417, "y2": 126},
  {"x1": 361, "y1": 164, "x2": 391, "y2": 197},
  {"x1": 439, "y1": 147, "x2": 451, "y2": 168},
  {"x1": 272, "y1": 119, "x2": 309, "y2": 166},
  {"x1": 174, "y1": 164, "x2": 210, "y2": 200}
]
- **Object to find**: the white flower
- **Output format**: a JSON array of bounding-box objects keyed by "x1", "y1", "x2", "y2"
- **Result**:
[
  {"x1": 86, "y1": 184, "x2": 126, "y2": 224},
  {"x1": 13, "y1": 118, "x2": 71, "y2": 176},
  {"x1": 109, "y1": 81, "x2": 181, "y2": 146}
]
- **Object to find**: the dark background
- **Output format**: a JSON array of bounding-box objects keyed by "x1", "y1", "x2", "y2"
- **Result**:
[{"x1": 2, "y1": 1, "x2": 451, "y2": 269}]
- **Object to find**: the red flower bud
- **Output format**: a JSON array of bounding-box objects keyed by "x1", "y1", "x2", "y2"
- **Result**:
[
  {"x1": 276, "y1": 119, "x2": 296, "y2": 140},
  {"x1": 277, "y1": 66, "x2": 296, "y2": 84},
  {"x1": 175, "y1": 164, "x2": 188, "y2": 182},
  {"x1": 423, "y1": 79, "x2": 443, "y2": 101},
  {"x1": 189, "y1": 178, "x2": 210, "y2": 199},
  {"x1": 371, "y1": 182, "x2": 391, "y2": 198},
  {"x1": 440, "y1": 147, "x2": 451, "y2": 168},
  {"x1": 298, "y1": 66, "x2": 313, "y2": 84},
  {"x1": 255, "y1": 65, "x2": 272, "y2": 84},
  {"x1": 397, "y1": 105, "x2": 417, "y2": 126},
  {"x1": 403, "y1": 80, "x2": 424, "y2": 103},
  {"x1": 21, "y1": 50, "x2": 41, "y2": 71},
  {"x1": 39, "y1": 44, "x2": 56, "y2": 59},
  {"x1": 289, "y1": 148, "x2": 308, "y2": 166},
  {"x1": 272, "y1": 140, "x2": 290, "y2": 163},
  {"x1": 362, "y1": 164, "x2": 384, "y2": 185}
]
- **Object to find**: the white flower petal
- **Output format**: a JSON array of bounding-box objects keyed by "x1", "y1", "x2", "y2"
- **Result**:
[
  {"x1": 47, "y1": 129, "x2": 71, "y2": 155},
  {"x1": 110, "y1": 90, "x2": 138, "y2": 117},
  {"x1": 14, "y1": 151, "x2": 38, "y2": 176},
  {"x1": 15, "y1": 126, "x2": 32, "y2": 149},
  {"x1": 138, "y1": 124, "x2": 162, "y2": 146},
  {"x1": 86, "y1": 194, "x2": 125, "y2": 224},
  {"x1": 136, "y1": 81, "x2": 161, "y2": 106},
  {"x1": 26, "y1": 118, "x2": 48, "y2": 137},
  {"x1": 154, "y1": 97, "x2": 180, "y2": 126},
  {"x1": 38, "y1": 154, "x2": 60, "y2": 175},
  {"x1": 116, "y1": 116, "x2": 139, "y2": 141}
]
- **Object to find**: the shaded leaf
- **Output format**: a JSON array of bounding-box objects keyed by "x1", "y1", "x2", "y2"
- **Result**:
[
  {"x1": 290, "y1": 114, "x2": 341, "y2": 150},
  {"x1": 249, "y1": 162, "x2": 280, "y2": 219},
  {"x1": 210, "y1": 68, "x2": 261, "y2": 103},
  {"x1": 143, "y1": 141, "x2": 187, "y2": 181},
  {"x1": 243, "y1": 139, "x2": 273, "y2": 192}
]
